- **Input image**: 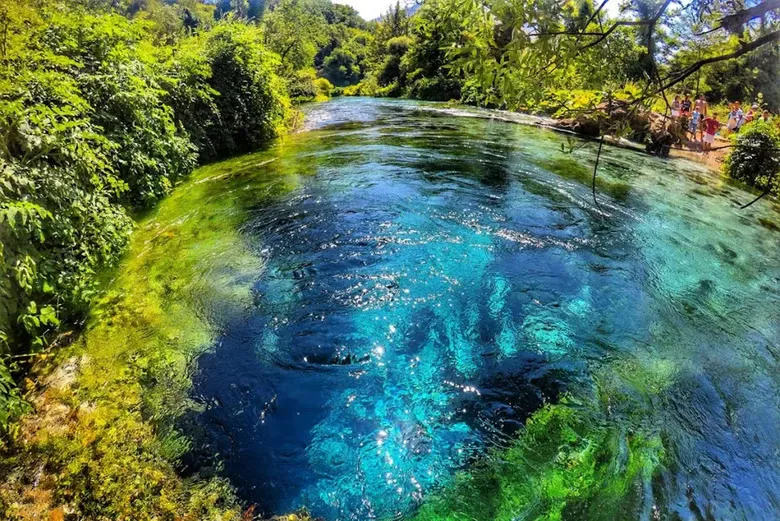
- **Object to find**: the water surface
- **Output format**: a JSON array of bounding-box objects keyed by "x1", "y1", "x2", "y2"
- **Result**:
[{"x1": 185, "y1": 98, "x2": 779, "y2": 521}]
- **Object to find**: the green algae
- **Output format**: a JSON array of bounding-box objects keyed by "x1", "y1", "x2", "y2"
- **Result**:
[
  {"x1": 758, "y1": 217, "x2": 779, "y2": 232},
  {"x1": 538, "y1": 157, "x2": 632, "y2": 200},
  {"x1": 410, "y1": 316, "x2": 679, "y2": 521},
  {"x1": 411, "y1": 401, "x2": 664, "y2": 521},
  {"x1": 411, "y1": 371, "x2": 667, "y2": 521}
]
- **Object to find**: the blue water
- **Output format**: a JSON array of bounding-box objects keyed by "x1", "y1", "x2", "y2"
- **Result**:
[{"x1": 188, "y1": 99, "x2": 780, "y2": 520}]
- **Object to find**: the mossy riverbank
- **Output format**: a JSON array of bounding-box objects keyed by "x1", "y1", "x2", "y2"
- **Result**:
[{"x1": 0, "y1": 147, "x2": 305, "y2": 520}]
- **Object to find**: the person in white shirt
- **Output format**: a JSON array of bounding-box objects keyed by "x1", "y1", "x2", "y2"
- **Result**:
[
  {"x1": 733, "y1": 101, "x2": 745, "y2": 132},
  {"x1": 727, "y1": 103, "x2": 738, "y2": 131},
  {"x1": 671, "y1": 95, "x2": 681, "y2": 117}
]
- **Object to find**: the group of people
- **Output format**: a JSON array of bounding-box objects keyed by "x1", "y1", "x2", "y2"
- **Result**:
[
  {"x1": 671, "y1": 94, "x2": 719, "y2": 152},
  {"x1": 670, "y1": 94, "x2": 772, "y2": 153}
]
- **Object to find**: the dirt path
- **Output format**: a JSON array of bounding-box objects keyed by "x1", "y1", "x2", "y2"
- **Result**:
[{"x1": 669, "y1": 136, "x2": 731, "y2": 170}]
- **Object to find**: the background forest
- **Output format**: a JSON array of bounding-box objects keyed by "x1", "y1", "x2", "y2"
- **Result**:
[{"x1": 0, "y1": 0, "x2": 778, "y2": 518}]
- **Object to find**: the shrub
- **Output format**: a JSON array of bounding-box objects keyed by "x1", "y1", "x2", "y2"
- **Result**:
[
  {"x1": 288, "y1": 68, "x2": 320, "y2": 103},
  {"x1": 287, "y1": 68, "x2": 333, "y2": 103},
  {"x1": 322, "y1": 47, "x2": 362, "y2": 86},
  {"x1": 408, "y1": 75, "x2": 462, "y2": 102},
  {"x1": 343, "y1": 76, "x2": 379, "y2": 97},
  {"x1": 376, "y1": 81, "x2": 403, "y2": 98},
  {"x1": 725, "y1": 120, "x2": 780, "y2": 195},
  {"x1": 314, "y1": 77, "x2": 335, "y2": 101},
  {"x1": 0, "y1": 3, "x2": 134, "y2": 353},
  {"x1": 0, "y1": 357, "x2": 29, "y2": 440},
  {"x1": 377, "y1": 36, "x2": 413, "y2": 88},
  {"x1": 201, "y1": 22, "x2": 291, "y2": 158},
  {"x1": 69, "y1": 12, "x2": 198, "y2": 207},
  {"x1": 386, "y1": 35, "x2": 413, "y2": 57}
]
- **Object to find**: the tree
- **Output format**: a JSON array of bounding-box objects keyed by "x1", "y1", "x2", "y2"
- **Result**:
[
  {"x1": 426, "y1": 0, "x2": 780, "y2": 112},
  {"x1": 262, "y1": 0, "x2": 328, "y2": 72},
  {"x1": 725, "y1": 120, "x2": 780, "y2": 197},
  {"x1": 322, "y1": 31, "x2": 371, "y2": 86}
]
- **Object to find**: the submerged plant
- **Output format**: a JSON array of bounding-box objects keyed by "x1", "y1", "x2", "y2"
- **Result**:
[{"x1": 412, "y1": 358, "x2": 670, "y2": 521}]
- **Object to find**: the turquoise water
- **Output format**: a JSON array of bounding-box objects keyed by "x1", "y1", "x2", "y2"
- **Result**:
[{"x1": 187, "y1": 98, "x2": 779, "y2": 520}]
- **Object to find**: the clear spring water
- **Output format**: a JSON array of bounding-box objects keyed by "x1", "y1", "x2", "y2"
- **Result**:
[{"x1": 185, "y1": 98, "x2": 779, "y2": 520}]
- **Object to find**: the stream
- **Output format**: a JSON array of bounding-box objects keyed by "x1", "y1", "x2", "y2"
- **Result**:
[{"x1": 170, "y1": 98, "x2": 779, "y2": 521}]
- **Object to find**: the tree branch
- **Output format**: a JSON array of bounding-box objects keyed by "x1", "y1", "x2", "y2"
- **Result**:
[
  {"x1": 577, "y1": 21, "x2": 648, "y2": 50},
  {"x1": 658, "y1": 29, "x2": 780, "y2": 92},
  {"x1": 720, "y1": 0, "x2": 780, "y2": 33}
]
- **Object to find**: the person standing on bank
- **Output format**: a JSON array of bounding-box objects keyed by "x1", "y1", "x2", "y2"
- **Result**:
[
  {"x1": 689, "y1": 107, "x2": 702, "y2": 142},
  {"x1": 682, "y1": 94, "x2": 692, "y2": 115},
  {"x1": 727, "y1": 103, "x2": 739, "y2": 131},
  {"x1": 694, "y1": 95, "x2": 708, "y2": 140},
  {"x1": 733, "y1": 101, "x2": 745, "y2": 132},
  {"x1": 672, "y1": 95, "x2": 681, "y2": 117},
  {"x1": 702, "y1": 115, "x2": 720, "y2": 153}
]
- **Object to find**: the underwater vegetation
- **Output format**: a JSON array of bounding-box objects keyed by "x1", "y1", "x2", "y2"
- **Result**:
[
  {"x1": 412, "y1": 403, "x2": 664, "y2": 521},
  {"x1": 412, "y1": 356, "x2": 676, "y2": 521}
]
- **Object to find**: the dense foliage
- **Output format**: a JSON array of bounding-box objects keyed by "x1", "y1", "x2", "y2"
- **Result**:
[
  {"x1": 0, "y1": 0, "x2": 293, "y2": 434},
  {"x1": 725, "y1": 120, "x2": 780, "y2": 195}
]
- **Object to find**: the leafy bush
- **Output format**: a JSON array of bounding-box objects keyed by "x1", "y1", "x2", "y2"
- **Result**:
[
  {"x1": 0, "y1": 2, "x2": 134, "y2": 354},
  {"x1": 288, "y1": 68, "x2": 321, "y2": 102},
  {"x1": 377, "y1": 36, "x2": 412, "y2": 88},
  {"x1": 0, "y1": 357, "x2": 29, "y2": 442},
  {"x1": 407, "y1": 75, "x2": 462, "y2": 102},
  {"x1": 343, "y1": 76, "x2": 379, "y2": 97},
  {"x1": 201, "y1": 22, "x2": 292, "y2": 158},
  {"x1": 375, "y1": 81, "x2": 404, "y2": 98},
  {"x1": 0, "y1": 0, "x2": 292, "y2": 436},
  {"x1": 725, "y1": 120, "x2": 780, "y2": 195},
  {"x1": 287, "y1": 68, "x2": 333, "y2": 103},
  {"x1": 322, "y1": 46, "x2": 363, "y2": 86},
  {"x1": 314, "y1": 77, "x2": 335, "y2": 100},
  {"x1": 65, "y1": 11, "x2": 198, "y2": 206}
]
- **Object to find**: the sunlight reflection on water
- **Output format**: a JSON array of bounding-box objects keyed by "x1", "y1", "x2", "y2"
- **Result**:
[{"x1": 187, "y1": 98, "x2": 780, "y2": 521}]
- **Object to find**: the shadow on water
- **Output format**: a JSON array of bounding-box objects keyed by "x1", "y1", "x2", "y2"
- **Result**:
[{"x1": 177, "y1": 98, "x2": 779, "y2": 521}]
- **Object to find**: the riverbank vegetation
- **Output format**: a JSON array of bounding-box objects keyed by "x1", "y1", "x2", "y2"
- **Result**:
[{"x1": 0, "y1": 0, "x2": 296, "y2": 405}]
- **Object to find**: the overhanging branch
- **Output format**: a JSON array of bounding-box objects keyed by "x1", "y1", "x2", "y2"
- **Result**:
[{"x1": 658, "y1": 30, "x2": 780, "y2": 92}]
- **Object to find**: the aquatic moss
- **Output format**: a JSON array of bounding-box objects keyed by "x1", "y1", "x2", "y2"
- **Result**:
[
  {"x1": 411, "y1": 354, "x2": 673, "y2": 521},
  {"x1": 758, "y1": 217, "x2": 779, "y2": 232},
  {"x1": 411, "y1": 400, "x2": 664, "y2": 521},
  {"x1": 539, "y1": 157, "x2": 631, "y2": 200}
]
